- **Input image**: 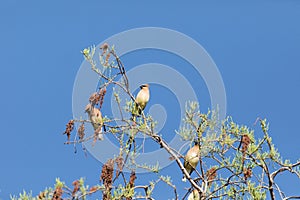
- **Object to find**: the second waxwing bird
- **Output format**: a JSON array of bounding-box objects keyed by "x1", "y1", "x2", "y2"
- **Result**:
[
  {"x1": 131, "y1": 84, "x2": 150, "y2": 122},
  {"x1": 85, "y1": 103, "x2": 104, "y2": 140},
  {"x1": 187, "y1": 189, "x2": 200, "y2": 200},
  {"x1": 182, "y1": 142, "x2": 200, "y2": 182}
]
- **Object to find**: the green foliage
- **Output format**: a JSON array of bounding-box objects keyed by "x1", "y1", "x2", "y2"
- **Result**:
[
  {"x1": 10, "y1": 191, "x2": 35, "y2": 200},
  {"x1": 137, "y1": 162, "x2": 160, "y2": 173},
  {"x1": 111, "y1": 184, "x2": 135, "y2": 200},
  {"x1": 176, "y1": 101, "x2": 300, "y2": 199},
  {"x1": 13, "y1": 44, "x2": 300, "y2": 200},
  {"x1": 54, "y1": 178, "x2": 64, "y2": 188}
]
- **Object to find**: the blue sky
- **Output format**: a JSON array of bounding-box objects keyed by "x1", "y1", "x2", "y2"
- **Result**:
[{"x1": 1, "y1": 0, "x2": 300, "y2": 199}]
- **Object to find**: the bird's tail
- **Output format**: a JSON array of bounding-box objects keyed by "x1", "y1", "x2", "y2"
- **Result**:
[
  {"x1": 131, "y1": 103, "x2": 141, "y2": 117},
  {"x1": 94, "y1": 125, "x2": 104, "y2": 140},
  {"x1": 131, "y1": 114, "x2": 136, "y2": 123}
]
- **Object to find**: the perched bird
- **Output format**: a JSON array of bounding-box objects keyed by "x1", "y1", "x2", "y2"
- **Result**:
[
  {"x1": 187, "y1": 189, "x2": 200, "y2": 200},
  {"x1": 182, "y1": 142, "x2": 200, "y2": 182},
  {"x1": 131, "y1": 84, "x2": 150, "y2": 122},
  {"x1": 85, "y1": 103, "x2": 104, "y2": 140}
]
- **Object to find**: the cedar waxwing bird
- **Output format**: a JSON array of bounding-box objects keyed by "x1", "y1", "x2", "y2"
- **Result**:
[
  {"x1": 187, "y1": 189, "x2": 200, "y2": 200},
  {"x1": 85, "y1": 103, "x2": 104, "y2": 140},
  {"x1": 182, "y1": 142, "x2": 200, "y2": 182},
  {"x1": 131, "y1": 84, "x2": 150, "y2": 122}
]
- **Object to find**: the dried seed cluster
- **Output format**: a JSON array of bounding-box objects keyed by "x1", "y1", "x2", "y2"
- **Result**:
[
  {"x1": 129, "y1": 171, "x2": 136, "y2": 188},
  {"x1": 241, "y1": 134, "x2": 251, "y2": 154},
  {"x1": 89, "y1": 186, "x2": 98, "y2": 193},
  {"x1": 99, "y1": 87, "x2": 107, "y2": 109},
  {"x1": 38, "y1": 192, "x2": 46, "y2": 199},
  {"x1": 100, "y1": 43, "x2": 109, "y2": 55},
  {"x1": 244, "y1": 167, "x2": 252, "y2": 180},
  {"x1": 52, "y1": 186, "x2": 62, "y2": 200},
  {"x1": 101, "y1": 159, "x2": 114, "y2": 200},
  {"x1": 115, "y1": 156, "x2": 124, "y2": 177},
  {"x1": 89, "y1": 92, "x2": 100, "y2": 106},
  {"x1": 100, "y1": 159, "x2": 114, "y2": 189},
  {"x1": 88, "y1": 87, "x2": 106, "y2": 109},
  {"x1": 206, "y1": 167, "x2": 217, "y2": 187},
  {"x1": 241, "y1": 134, "x2": 251, "y2": 164},
  {"x1": 72, "y1": 180, "x2": 80, "y2": 197},
  {"x1": 63, "y1": 120, "x2": 74, "y2": 141},
  {"x1": 78, "y1": 123, "x2": 85, "y2": 140},
  {"x1": 100, "y1": 43, "x2": 111, "y2": 66}
]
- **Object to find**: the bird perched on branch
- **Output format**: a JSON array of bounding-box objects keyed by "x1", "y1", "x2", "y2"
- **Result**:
[
  {"x1": 187, "y1": 189, "x2": 200, "y2": 200},
  {"x1": 131, "y1": 84, "x2": 150, "y2": 122},
  {"x1": 182, "y1": 142, "x2": 200, "y2": 182},
  {"x1": 85, "y1": 103, "x2": 104, "y2": 140}
]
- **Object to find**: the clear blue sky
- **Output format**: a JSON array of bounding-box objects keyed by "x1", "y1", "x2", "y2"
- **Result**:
[{"x1": 1, "y1": 0, "x2": 300, "y2": 199}]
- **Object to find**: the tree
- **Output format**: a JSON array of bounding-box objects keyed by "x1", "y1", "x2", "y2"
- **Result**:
[{"x1": 11, "y1": 44, "x2": 300, "y2": 200}]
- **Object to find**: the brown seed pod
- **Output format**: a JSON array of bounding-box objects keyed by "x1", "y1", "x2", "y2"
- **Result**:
[
  {"x1": 38, "y1": 191, "x2": 46, "y2": 199},
  {"x1": 115, "y1": 156, "x2": 124, "y2": 177},
  {"x1": 241, "y1": 134, "x2": 251, "y2": 153},
  {"x1": 89, "y1": 186, "x2": 98, "y2": 193},
  {"x1": 129, "y1": 171, "x2": 136, "y2": 188},
  {"x1": 100, "y1": 159, "x2": 114, "y2": 190},
  {"x1": 63, "y1": 120, "x2": 74, "y2": 141},
  {"x1": 99, "y1": 87, "x2": 107, "y2": 109},
  {"x1": 52, "y1": 186, "x2": 63, "y2": 200},
  {"x1": 206, "y1": 167, "x2": 217, "y2": 187},
  {"x1": 78, "y1": 123, "x2": 85, "y2": 140},
  {"x1": 72, "y1": 180, "x2": 80, "y2": 197},
  {"x1": 100, "y1": 43, "x2": 109, "y2": 55},
  {"x1": 89, "y1": 92, "x2": 100, "y2": 106},
  {"x1": 244, "y1": 167, "x2": 252, "y2": 180}
]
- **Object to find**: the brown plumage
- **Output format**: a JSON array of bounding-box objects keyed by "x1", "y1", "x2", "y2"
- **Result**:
[
  {"x1": 182, "y1": 143, "x2": 200, "y2": 182},
  {"x1": 187, "y1": 189, "x2": 200, "y2": 200},
  {"x1": 85, "y1": 103, "x2": 104, "y2": 140},
  {"x1": 131, "y1": 84, "x2": 150, "y2": 121}
]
